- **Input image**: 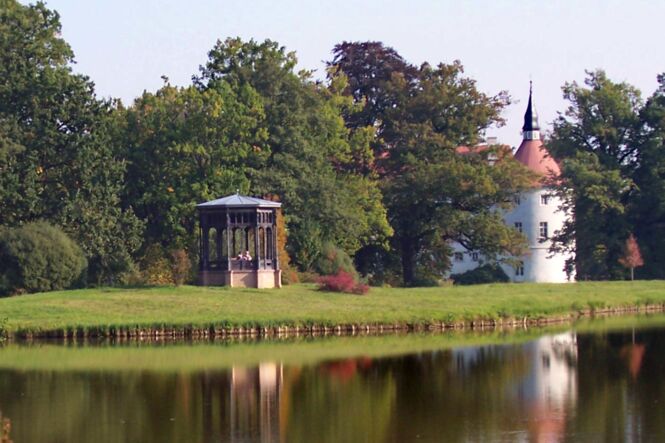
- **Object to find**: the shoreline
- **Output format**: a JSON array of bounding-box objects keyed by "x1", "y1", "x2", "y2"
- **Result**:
[{"x1": 6, "y1": 302, "x2": 665, "y2": 341}]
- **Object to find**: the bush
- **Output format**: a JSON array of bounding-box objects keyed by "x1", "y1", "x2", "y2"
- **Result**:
[
  {"x1": 450, "y1": 264, "x2": 510, "y2": 285},
  {"x1": 318, "y1": 270, "x2": 369, "y2": 295},
  {"x1": 315, "y1": 242, "x2": 359, "y2": 278},
  {"x1": 0, "y1": 222, "x2": 87, "y2": 295},
  {"x1": 170, "y1": 249, "x2": 191, "y2": 286},
  {"x1": 139, "y1": 244, "x2": 173, "y2": 285}
]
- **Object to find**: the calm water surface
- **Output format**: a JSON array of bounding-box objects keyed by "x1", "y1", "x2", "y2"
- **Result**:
[{"x1": 1, "y1": 317, "x2": 665, "y2": 442}]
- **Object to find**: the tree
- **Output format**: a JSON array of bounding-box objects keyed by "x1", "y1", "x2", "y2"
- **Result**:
[
  {"x1": 195, "y1": 38, "x2": 392, "y2": 268},
  {"x1": 327, "y1": 41, "x2": 418, "y2": 131},
  {"x1": 630, "y1": 74, "x2": 665, "y2": 278},
  {"x1": 549, "y1": 70, "x2": 642, "y2": 280},
  {"x1": 0, "y1": 0, "x2": 143, "y2": 283},
  {"x1": 119, "y1": 81, "x2": 267, "y2": 252},
  {"x1": 329, "y1": 43, "x2": 532, "y2": 285},
  {"x1": 618, "y1": 234, "x2": 643, "y2": 280}
]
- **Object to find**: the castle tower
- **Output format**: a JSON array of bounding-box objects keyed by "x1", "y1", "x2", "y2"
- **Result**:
[{"x1": 501, "y1": 83, "x2": 574, "y2": 282}]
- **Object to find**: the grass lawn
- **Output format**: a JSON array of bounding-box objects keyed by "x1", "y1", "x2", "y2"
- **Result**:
[{"x1": 1, "y1": 281, "x2": 665, "y2": 337}]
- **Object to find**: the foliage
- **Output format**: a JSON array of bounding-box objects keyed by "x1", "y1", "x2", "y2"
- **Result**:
[
  {"x1": 317, "y1": 271, "x2": 369, "y2": 295},
  {"x1": 139, "y1": 244, "x2": 173, "y2": 286},
  {"x1": 450, "y1": 264, "x2": 510, "y2": 285},
  {"x1": 119, "y1": 81, "x2": 267, "y2": 251},
  {"x1": 0, "y1": 0, "x2": 143, "y2": 284},
  {"x1": 170, "y1": 249, "x2": 192, "y2": 286},
  {"x1": 549, "y1": 70, "x2": 642, "y2": 280},
  {"x1": 0, "y1": 222, "x2": 87, "y2": 295},
  {"x1": 327, "y1": 41, "x2": 418, "y2": 131},
  {"x1": 329, "y1": 42, "x2": 533, "y2": 285},
  {"x1": 630, "y1": 74, "x2": 665, "y2": 278},
  {"x1": 618, "y1": 234, "x2": 644, "y2": 281},
  {"x1": 195, "y1": 38, "x2": 392, "y2": 269},
  {"x1": 314, "y1": 242, "x2": 359, "y2": 279}
]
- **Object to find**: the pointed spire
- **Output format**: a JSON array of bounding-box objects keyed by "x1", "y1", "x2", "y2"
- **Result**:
[{"x1": 522, "y1": 81, "x2": 540, "y2": 140}]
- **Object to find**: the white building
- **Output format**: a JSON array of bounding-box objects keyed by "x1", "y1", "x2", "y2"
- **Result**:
[{"x1": 451, "y1": 85, "x2": 575, "y2": 282}]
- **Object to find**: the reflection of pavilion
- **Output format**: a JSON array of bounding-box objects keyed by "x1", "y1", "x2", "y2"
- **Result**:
[{"x1": 230, "y1": 363, "x2": 284, "y2": 443}]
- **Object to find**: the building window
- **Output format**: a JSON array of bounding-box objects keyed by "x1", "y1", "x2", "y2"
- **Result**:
[
  {"x1": 454, "y1": 252, "x2": 464, "y2": 262},
  {"x1": 471, "y1": 252, "x2": 479, "y2": 262},
  {"x1": 514, "y1": 222, "x2": 523, "y2": 233},
  {"x1": 540, "y1": 194, "x2": 550, "y2": 205},
  {"x1": 515, "y1": 262, "x2": 524, "y2": 276},
  {"x1": 539, "y1": 222, "x2": 548, "y2": 240}
]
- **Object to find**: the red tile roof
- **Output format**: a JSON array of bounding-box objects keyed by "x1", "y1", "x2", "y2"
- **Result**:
[{"x1": 513, "y1": 139, "x2": 561, "y2": 181}]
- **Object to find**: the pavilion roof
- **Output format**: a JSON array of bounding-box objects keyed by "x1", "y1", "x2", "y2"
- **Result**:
[{"x1": 196, "y1": 194, "x2": 282, "y2": 209}]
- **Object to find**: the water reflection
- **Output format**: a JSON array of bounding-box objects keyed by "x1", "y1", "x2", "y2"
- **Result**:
[{"x1": 1, "y1": 326, "x2": 664, "y2": 442}]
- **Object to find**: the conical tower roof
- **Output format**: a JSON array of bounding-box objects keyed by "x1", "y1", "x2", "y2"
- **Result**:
[
  {"x1": 514, "y1": 83, "x2": 560, "y2": 183},
  {"x1": 522, "y1": 81, "x2": 540, "y2": 132}
]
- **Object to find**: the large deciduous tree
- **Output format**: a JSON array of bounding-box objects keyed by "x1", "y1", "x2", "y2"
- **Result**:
[
  {"x1": 329, "y1": 42, "x2": 533, "y2": 285},
  {"x1": 119, "y1": 81, "x2": 268, "y2": 251},
  {"x1": 194, "y1": 38, "x2": 392, "y2": 269},
  {"x1": 549, "y1": 70, "x2": 642, "y2": 280},
  {"x1": 630, "y1": 74, "x2": 665, "y2": 278},
  {"x1": 0, "y1": 0, "x2": 142, "y2": 284}
]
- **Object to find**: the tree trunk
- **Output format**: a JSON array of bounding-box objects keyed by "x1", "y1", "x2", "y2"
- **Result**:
[
  {"x1": 401, "y1": 238, "x2": 417, "y2": 286},
  {"x1": 631, "y1": 267, "x2": 634, "y2": 281}
]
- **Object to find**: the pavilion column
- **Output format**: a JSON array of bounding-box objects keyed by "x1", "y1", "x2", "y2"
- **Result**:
[
  {"x1": 273, "y1": 210, "x2": 279, "y2": 270},
  {"x1": 199, "y1": 225, "x2": 204, "y2": 271},
  {"x1": 253, "y1": 225, "x2": 260, "y2": 270},
  {"x1": 232, "y1": 228, "x2": 237, "y2": 258},
  {"x1": 215, "y1": 226, "x2": 222, "y2": 266},
  {"x1": 226, "y1": 226, "x2": 232, "y2": 271},
  {"x1": 202, "y1": 226, "x2": 209, "y2": 270}
]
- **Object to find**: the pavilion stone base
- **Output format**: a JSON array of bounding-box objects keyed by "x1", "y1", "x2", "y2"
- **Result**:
[{"x1": 199, "y1": 270, "x2": 282, "y2": 289}]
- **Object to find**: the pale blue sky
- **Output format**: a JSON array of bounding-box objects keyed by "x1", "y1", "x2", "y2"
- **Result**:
[{"x1": 39, "y1": 0, "x2": 665, "y2": 146}]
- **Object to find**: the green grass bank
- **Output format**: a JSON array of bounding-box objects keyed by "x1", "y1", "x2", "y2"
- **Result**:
[{"x1": 1, "y1": 281, "x2": 665, "y2": 338}]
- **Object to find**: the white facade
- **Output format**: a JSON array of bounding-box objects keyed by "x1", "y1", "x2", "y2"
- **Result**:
[
  {"x1": 449, "y1": 187, "x2": 574, "y2": 283},
  {"x1": 501, "y1": 188, "x2": 573, "y2": 282}
]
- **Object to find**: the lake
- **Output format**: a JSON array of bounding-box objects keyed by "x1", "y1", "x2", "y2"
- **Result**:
[{"x1": 1, "y1": 315, "x2": 664, "y2": 442}]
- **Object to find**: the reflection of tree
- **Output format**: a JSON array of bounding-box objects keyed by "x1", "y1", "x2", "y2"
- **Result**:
[
  {"x1": 285, "y1": 358, "x2": 396, "y2": 443},
  {"x1": 384, "y1": 347, "x2": 532, "y2": 441},
  {"x1": 568, "y1": 329, "x2": 665, "y2": 441}
]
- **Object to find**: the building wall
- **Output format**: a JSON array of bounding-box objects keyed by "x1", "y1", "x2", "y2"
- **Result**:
[{"x1": 450, "y1": 187, "x2": 575, "y2": 283}]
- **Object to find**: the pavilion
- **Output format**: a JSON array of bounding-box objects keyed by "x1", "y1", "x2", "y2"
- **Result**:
[{"x1": 196, "y1": 193, "x2": 282, "y2": 288}]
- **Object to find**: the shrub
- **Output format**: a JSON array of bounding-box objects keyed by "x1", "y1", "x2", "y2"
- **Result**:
[
  {"x1": 450, "y1": 264, "x2": 509, "y2": 285},
  {"x1": 170, "y1": 249, "x2": 191, "y2": 286},
  {"x1": 315, "y1": 242, "x2": 359, "y2": 278},
  {"x1": 139, "y1": 244, "x2": 173, "y2": 285},
  {"x1": 297, "y1": 271, "x2": 320, "y2": 283},
  {"x1": 281, "y1": 268, "x2": 299, "y2": 285},
  {"x1": 318, "y1": 270, "x2": 369, "y2": 295},
  {"x1": 0, "y1": 222, "x2": 87, "y2": 295}
]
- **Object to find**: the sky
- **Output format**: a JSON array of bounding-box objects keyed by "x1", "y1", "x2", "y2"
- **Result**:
[{"x1": 38, "y1": 0, "x2": 665, "y2": 147}]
